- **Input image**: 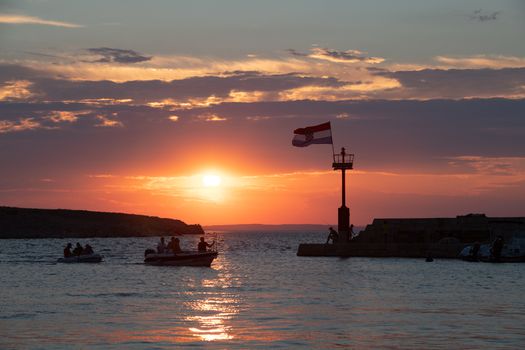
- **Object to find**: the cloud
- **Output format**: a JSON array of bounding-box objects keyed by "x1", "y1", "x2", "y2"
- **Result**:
[
  {"x1": 286, "y1": 49, "x2": 308, "y2": 57},
  {"x1": 45, "y1": 111, "x2": 81, "y2": 123},
  {"x1": 197, "y1": 114, "x2": 227, "y2": 122},
  {"x1": 86, "y1": 47, "x2": 152, "y2": 64},
  {"x1": 0, "y1": 68, "x2": 345, "y2": 104},
  {"x1": 446, "y1": 156, "x2": 524, "y2": 176},
  {"x1": 0, "y1": 117, "x2": 43, "y2": 134},
  {"x1": 94, "y1": 115, "x2": 123, "y2": 127},
  {"x1": 29, "y1": 55, "x2": 315, "y2": 82},
  {"x1": 0, "y1": 80, "x2": 34, "y2": 100},
  {"x1": 276, "y1": 77, "x2": 400, "y2": 101},
  {"x1": 469, "y1": 9, "x2": 500, "y2": 22},
  {"x1": 0, "y1": 14, "x2": 82, "y2": 28},
  {"x1": 0, "y1": 64, "x2": 51, "y2": 84},
  {"x1": 11, "y1": 49, "x2": 383, "y2": 83},
  {"x1": 0, "y1": 103, "x2": 136, "y2": 134},
  {"x1": 307, "y1": 48, "x2": 384, "y2": 64},
  {"x1": 3, "y1": 50, "x2": 382, "y2": 84},
  {"x1": 435, "y1": 55, "x2": 525, "y2": 69},
  {"x1": 171, "y1": 98, "x2": 525, "y2": 171},
  {"x1": 3, "y1": 52, "x2": 525, "y2": 104},
  {"x1": 374, "y1": 67, "x2": 525, "y2": 99}
]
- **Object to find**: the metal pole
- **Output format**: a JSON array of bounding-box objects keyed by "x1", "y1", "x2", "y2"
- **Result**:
[
  {"x1": 341, "y1": 148, "x2": 346, "y2": 207},
  {"x1": 331, "y1": 143, "x2": 336, "y2": 162},
  {"x1": 342, "y1": 168, "x2": 346, "y2": 207}
]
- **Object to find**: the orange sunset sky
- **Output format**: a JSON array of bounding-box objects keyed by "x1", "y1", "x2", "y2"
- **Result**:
[{"x1": 1, "y1": 1, "x2": 524, "y2": 225}]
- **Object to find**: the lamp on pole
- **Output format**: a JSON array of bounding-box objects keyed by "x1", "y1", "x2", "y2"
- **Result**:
[{"x1": 332, "y1": 147, "x2": 354, "y2": 242}]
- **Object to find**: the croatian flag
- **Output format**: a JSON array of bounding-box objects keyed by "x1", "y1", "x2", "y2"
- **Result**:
[{"x1": 292, "y1": 122, "x2": 333, "y2": 147}]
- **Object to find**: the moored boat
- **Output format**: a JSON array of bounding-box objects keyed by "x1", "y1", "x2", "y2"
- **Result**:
[
  {"x1": 144, "y1": 251, "x2": 218, "y2": 267},
  {"x1": 459, "y1": 238, "x2": 525, "y2": 263},
  {"x1": 57, "y1": 254, "x2": 103, "y2": 263}
]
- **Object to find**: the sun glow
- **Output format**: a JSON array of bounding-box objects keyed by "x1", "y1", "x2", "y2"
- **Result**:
[{"x1": 202, "y1": 174, "x2": 222, "y2": 187}]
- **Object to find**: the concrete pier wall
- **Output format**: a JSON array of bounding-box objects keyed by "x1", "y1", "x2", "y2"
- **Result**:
[
  {"x1": 297, "y1": 214, "x2": 525, "y2": 258},
  {"x1": 297, "y1": 242, "x2": 465, "y2": 258}
]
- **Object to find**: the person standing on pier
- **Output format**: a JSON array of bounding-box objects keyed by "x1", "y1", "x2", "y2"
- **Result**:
[{"x1": 490, "y1": 235, "x2": 504, "y2": 262}]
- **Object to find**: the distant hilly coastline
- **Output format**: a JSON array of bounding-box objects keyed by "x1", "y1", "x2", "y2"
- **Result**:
[
  {"x1": 204, "y1": 224, "x2": 366, "y2": 233},
  {"x1": 204, "y1": 224, "x2": 334, "y2": 232},
  {"x1": 0, "y1": 206, "x2": 204, "y2": 239}
]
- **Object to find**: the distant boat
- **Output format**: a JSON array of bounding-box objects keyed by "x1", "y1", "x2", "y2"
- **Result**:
[
  {"x1": 57, "y1": 254, "x2": 103, "y2": 263},
  {"x1": 144, "y1": 251, "x2": 218, "y2": 267},
  {"x1": 459, "y1": 238, "x2": 525, "y2": 263}
]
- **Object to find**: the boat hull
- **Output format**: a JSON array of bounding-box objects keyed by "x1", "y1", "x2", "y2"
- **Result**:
[
  {"x1": 459, "y1": 241, "x2": 525, "y2": 263},
  {"x1": 478, "y1": 256, "x2": 525, "y2": 263},
  {"x1": 57, "y1": 254, "x2": 103, "y2": 263},
  {"x1": 144, "y1": 251, "x2": 218, "y2": 267}
]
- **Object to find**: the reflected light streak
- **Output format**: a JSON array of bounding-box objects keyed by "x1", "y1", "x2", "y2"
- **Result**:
[{"x1": 186, "y1": 295, "x2": 238, "y2": 342}]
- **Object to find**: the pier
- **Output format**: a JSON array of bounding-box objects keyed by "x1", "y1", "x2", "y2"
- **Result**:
[
  {"x1": 297, "y1": 147, "x2": 355, "y2": 257},
  {"x1": 296, "y1": 149, "x2": 525, "y2": 258}
]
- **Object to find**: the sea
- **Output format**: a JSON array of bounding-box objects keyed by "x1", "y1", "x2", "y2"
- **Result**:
[{"x1": 1, "y1": 231, "x2": 524, "y2": 349}]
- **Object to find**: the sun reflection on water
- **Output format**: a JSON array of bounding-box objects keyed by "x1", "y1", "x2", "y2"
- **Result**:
[
  {"x1": 178, "y1": 261, "x2": 241, "y2": 342},
  {"x1": 186, "y1": 295, "x2": 238, "y2": 341}
]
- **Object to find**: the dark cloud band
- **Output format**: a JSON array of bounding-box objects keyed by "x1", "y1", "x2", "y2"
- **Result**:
[{"x1": 86, "y1": 47, "x2": 152, "y2": 64}]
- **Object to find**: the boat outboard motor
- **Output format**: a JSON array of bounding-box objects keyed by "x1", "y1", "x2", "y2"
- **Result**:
[{"x1": 144, "y1": 248, "x2": 156, "y2": 257}]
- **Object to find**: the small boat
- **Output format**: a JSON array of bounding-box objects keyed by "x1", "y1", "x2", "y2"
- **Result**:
[
  {"x1": 459, "y1": 238, "x2": 525, "y2": 263},
  {"x1": 144, "y1": 251, "x2": 218, "y2": 267},
  {"x1": 57, "y1": 254, "x2": 103, "y2": 263}
]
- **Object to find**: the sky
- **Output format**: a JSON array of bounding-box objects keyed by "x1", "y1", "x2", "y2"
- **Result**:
[{"x1": 1, "y1": 0, "x2": 524, "y2": 226}]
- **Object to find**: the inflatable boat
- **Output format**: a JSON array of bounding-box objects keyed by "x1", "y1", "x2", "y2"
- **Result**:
[{"x1": 57, "y1": 254, "x2": 103, "y2": 263}]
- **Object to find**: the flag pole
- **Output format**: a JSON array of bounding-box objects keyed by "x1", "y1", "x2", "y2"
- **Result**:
[{"x1": 329, "y1": 122, "x2": 335, "y2": 162}]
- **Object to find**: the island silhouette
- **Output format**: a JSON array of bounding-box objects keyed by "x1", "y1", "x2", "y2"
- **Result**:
[{"x1": 0, "y1": 206, "x2": 204, "y2": 239}]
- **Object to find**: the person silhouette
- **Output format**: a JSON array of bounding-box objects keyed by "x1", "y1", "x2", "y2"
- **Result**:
[
  {"x1": 64, "y1": 243, "x2": 72, "y2": 258},
  {"x1": 157, "y1": 237, "x2": 166, "y2": 254},
  {"x1": 83, "y1": 244, "x2": 94, "y2": 255},
  {"x1": 198, "y1": 237, "x2": 214, "y2": 252},
  {"x1": 173, "y1": 238, "x2": 181, "y2": 253},
  {"x1": 470, "y1": 241, "x2": 481, "y2": 260},
  {"x1": 326, "y1": 227, "x2": 339, "y2": 244},
  {"x1": 490, "y1": 235, "x2": 504, "y2": 262},
  {"x1": 167, "y1": 237, "x2": 182, "y2": 253},
  {"x1": 72, "y1": 242, "x2": 83, "y2": 256}
]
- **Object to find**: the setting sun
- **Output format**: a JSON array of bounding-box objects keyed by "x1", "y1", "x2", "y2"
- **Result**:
[{"x1": 202, "y1": 174, "x2": 222, "y2": 187}]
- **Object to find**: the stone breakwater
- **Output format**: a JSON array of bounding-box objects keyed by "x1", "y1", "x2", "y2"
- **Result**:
[{"x1": 298, "y1": 214, "x2": 525, "y2": 258}]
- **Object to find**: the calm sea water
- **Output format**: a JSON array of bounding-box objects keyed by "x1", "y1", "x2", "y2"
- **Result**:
[{"x1": 1, "y1": 232, "x2": 524, "y2": 349}]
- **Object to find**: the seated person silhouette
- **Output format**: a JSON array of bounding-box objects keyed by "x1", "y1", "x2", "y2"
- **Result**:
[
  {"x1": 83, "y1": 244, "x2": 94, "y2": 255},
  {"x1": 72, "y1": 242, "x2": 83, "y2": 256},
  {"x1": 326, "y1": 227, "x2": 339, "y2": 244},
  {"x1": 167, "y1": 237, "x2": 182, "y2": 253},
  {"x1": 157, "y1": 237, "x2": 166, "y2": 254},
  {"x1": 64, "y1": 243, "x2": 73, "y2": 258}
]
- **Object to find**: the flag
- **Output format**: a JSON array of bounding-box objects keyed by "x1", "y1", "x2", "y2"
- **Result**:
[{"x1": 292, "y1": 122, "x2": 333, "y2": 147}]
